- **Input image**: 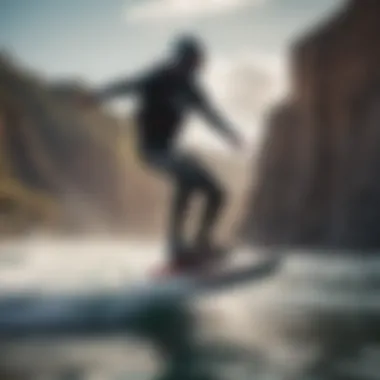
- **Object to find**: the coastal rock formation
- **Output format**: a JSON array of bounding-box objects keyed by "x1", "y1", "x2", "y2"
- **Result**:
[
  {"x1": 0, "y1": 55, "x2": 155, "y2": 235},
  {"x1": 242, "y1": 0, "x2": 380, "y2": 250}
]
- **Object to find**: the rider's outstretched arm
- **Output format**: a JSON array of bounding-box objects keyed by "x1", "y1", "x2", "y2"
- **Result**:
[
  {"x1": 191, "y1": 85, "x2": 241, "y2": 147},
  {"x1": 95, "y1": 77, "x2": 142, "y2": 101}
]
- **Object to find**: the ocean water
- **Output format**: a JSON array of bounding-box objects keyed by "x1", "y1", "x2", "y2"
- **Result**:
[{"x1": 1, "y1": 237, "x2": 380, "y2": 379}]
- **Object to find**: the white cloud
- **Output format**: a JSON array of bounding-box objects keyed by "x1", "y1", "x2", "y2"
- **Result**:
[
  {"x1": 205, "y1": 53, "x2": 285, "y2": 117},
  {"x1": 181, "y1": 52, "x2": 287, "y2": 153},
  {"x1": 126, "y1": 0, "x2": 266, "y2": 22}
]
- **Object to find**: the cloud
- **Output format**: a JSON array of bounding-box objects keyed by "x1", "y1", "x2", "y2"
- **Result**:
[
  {"x1": 126, "y1": 0, "x2": 266, "y2": 23},
  {"x1": 207, "y1": 54, "x2": 283, "y2": 116},
  {"x1": 181, "y1": 52, "x2": 287, "y2": 152},
  {"x1": 205, "y1": 53, "x2": 286, "y2": 129}
]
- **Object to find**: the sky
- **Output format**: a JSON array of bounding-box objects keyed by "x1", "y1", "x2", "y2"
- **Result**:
[{"x1": 0, "y1": 0, "x2": 346, "y2": 152}]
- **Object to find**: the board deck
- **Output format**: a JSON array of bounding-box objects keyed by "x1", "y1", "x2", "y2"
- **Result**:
[{"x1": 150, "y1": 254, "x2": 281, "y2": 299}]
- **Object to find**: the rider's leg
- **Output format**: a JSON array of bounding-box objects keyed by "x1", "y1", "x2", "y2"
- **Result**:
[
  {"x1": 172, "y1": 155, "x2": 226, "y2": 249},
  {"x1": 143, "y1": 151, "x2": 225, "y2": 260},
  {"x1": 196, "y1": 184, "x2": 225, "y2": 248},
  {"x1": 192, "y1": 167, "x2": 225, "y2": 248},
  {"x1": 168, "y1": 180, "x2": 192, "y2": 261},
  {"x1": 142, "y1": 151, "x2": 196, "y2": 263}
]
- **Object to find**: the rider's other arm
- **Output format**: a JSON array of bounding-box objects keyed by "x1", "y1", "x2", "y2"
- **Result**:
[
  {"x1": 190, "y1": 85, "x2": 241, "y2": 147},
  {"x1": 95, "y1": 66, "x2": 162, "y2": 102}
]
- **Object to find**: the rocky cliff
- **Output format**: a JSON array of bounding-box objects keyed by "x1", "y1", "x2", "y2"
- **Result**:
[
  {"x1": 241, "y1": 0, "x2": 380, "y2": 250},
  {"x1": 0, "y1": 55, "x2": 167, "y2": 236}
]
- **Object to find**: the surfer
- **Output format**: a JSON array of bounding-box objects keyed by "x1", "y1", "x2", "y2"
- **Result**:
[{"x1": 90, "y1": 35, "x2": 243, "y2": 273}]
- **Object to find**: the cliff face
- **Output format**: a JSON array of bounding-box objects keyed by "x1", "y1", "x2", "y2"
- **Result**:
[
  {"x1": 0, "y1": 55, "x2": 157, "y2": 235},
  {"x1": 242, "y1": 0, "x2": 380, "y2": 249}
]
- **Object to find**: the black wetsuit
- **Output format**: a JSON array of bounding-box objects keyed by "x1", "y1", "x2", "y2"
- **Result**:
[{"x1": 98, "y1": 63, "x2": 236, "y2": 262}]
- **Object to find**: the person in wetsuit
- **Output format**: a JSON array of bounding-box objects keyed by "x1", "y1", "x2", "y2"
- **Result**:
[{"x1": 94, "y1": 36, "x2": 242, "y2": 271}]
